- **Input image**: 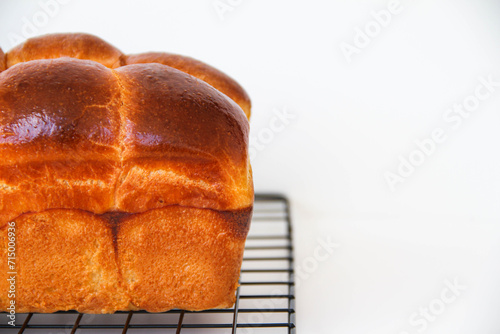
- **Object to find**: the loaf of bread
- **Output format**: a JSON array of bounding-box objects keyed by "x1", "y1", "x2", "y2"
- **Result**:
[{"x1": 0, "y1": 33, "x2": 253, "y2": 313}]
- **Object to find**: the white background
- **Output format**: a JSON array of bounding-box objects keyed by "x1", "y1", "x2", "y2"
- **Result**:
[{"x1": 1, "y1": 0, "x2": 500, "y2": 333}]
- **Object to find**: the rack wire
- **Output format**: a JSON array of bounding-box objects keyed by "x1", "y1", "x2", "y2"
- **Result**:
[{"x1": 1, "y1": 193, "x2": 296, "y2": 333}]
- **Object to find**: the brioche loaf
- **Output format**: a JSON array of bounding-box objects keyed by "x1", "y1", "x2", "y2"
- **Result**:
[{"x1": 0, "y1": 33, "x2": 253, "y2": 313}]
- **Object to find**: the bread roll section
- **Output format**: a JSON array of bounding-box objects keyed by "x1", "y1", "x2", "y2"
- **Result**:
[
  {"x1": 0, "y1": 206, "x2": 251, "y2": 313},
  {"x1": 114, "y1": 63, "x2": 252, "y2": 212},
  {"x1": 117, "y1": 206, "x2": 251, "y2": 312},
  {"x1": 0, "y1": 210, "x2": 130, "y2": 313}
]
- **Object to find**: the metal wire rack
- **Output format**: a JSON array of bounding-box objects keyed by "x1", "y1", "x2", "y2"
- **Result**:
[{"x1": 1, "y1": 193, "x2": 296, "y2": 333}]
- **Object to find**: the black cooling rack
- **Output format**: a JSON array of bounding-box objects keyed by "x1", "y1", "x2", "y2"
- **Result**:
[{"x1": 1, "y1": 193, "x2": 296, "y2": 333}]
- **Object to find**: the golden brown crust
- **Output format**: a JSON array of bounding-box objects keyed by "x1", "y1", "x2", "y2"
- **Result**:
[
  {"x1": 0, "y1": 58, "x2": 122, "y2": 223},
  {"x1": 0, "y1": 206, "x2": 251, "y2": 313},
  {"x1": 0, "y1": 58, "x2": 122, "y2": 165},
  {"x1": 114, "y1": 64, "x2": 252, "y2": 212},
  {"x1": 6, "y1": 33, "x2": 123, "y2": 69},
  {"x1": 125, "y1": 53, "x2": 251, "y2": 118}
]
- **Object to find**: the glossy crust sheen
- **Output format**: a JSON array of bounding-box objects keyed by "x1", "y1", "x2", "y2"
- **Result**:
[
  {"x1": 0, "y1": 34, "x2": 253, "y2": 313},
  {"x1": 6, "y1": 33, "x2": 251, "y2": 118}
]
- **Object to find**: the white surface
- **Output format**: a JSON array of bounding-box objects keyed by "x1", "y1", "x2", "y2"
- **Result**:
[{"x1": 1, "y1": 0, "x2": 500, "y2": 333}]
